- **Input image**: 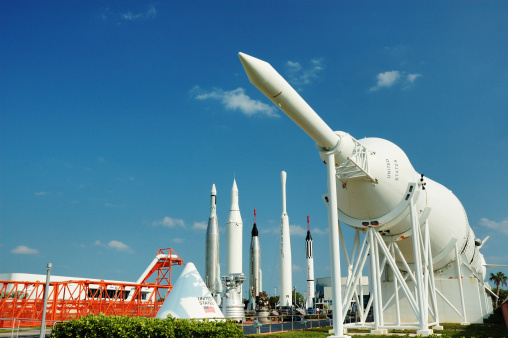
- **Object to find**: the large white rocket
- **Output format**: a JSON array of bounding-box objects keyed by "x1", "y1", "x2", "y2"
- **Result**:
[
  {"x1": 222, "y1": 179, "x2": 246, "y2": 319},
  {"x1": 305, "y1": 215, "x2": 315, "y2": 310},
  {"x1": 279, "y1": 171, "x2": 292, "y2": 308},
  {"x1": 205, "y1": 184, "x2": 222, "y2": 305},
  {"x1": 248, "y1": 209, "x2": 262, "y2": 310}
]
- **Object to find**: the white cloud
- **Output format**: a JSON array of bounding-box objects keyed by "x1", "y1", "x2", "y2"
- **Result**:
[
  {"x1": 260, "y1": 226, "x2": 279, "y2": 235},
  {"x1": 289, "y1": 224, "x2": 307, "y2": 237},
  {"x1": 292, "y1": 264, "x2": 302, "y2": 272},
  {"x1": 108, "y1": 240, "x2": 132, "y2": 252},
  {"x1": 193, "y1": 221, "x2": 208, "y2": 230},
  {"x1": 193, "y1": 86, "x2": 278, "y2": 118},
  {"x1": 11, "y1": 245, "x2": 39, "y2": 255},
  {"x1": 153, "y1": 216, "x2": 185, "y2": 228},
  {"x1": 172, "y1": 238, "x2": 185, "y2": 244},
  {"x1": 407, "y1": 73, "x2": 422, "y2": 83},
  {"x1": 94, "y1": 240, "x2": 102, "y2": 246},
  {"x1": 370, "y1": 71, "x2": 422, "y2": 91},
  {"x1": 286, "y1": 58, "x2": 324, "y2": 90},
  {"x1": 311, "y1": 227, "x2": 328, "y2": 235},
  {"x1": 34, "y1": 191, "x2": 48, "y2": 196},
  {"x1": 479, "y1": 218, "x2": 508, "y2": 235},
  {"x1": 121, "y1": 6, "x2": 156, "y2": 21},
  {"x1": 370, "y1": 71, "x2": 401, "y2": 91}
]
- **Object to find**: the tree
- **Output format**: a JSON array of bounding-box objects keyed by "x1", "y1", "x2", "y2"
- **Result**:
[
  {"x1": 489, "y1": 271, "x2": 508, "y2": 308},
  {"x1": 268, "y1": 295, "x2": 279, "y2": 309}
]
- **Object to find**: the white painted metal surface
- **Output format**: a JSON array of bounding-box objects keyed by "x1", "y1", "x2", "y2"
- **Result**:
[
  {"x1": 223, "y1": 179, "x2": 245, "y2": 319},
  {"x1": 238, "y1": 52, "x2": 493, "y2": 333},
  {"x1": 156, "y1": 262, "x2": 224, "y2": 319},
  {"x1": 279, "y1": 171, "x2": 293, "y2": 308}
]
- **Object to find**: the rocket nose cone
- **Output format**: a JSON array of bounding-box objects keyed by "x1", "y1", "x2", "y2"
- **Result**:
[
  {"x1": 252, "y1": 223, "x2": 258, "y2": 237},
  {"x1": 211, "y1": 184, "x2": 217, "y2": 195},
  {"x1": 238, "y1": 52, "x2": 278, "y2": 95}
]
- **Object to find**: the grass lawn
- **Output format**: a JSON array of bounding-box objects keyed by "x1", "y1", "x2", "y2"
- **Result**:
[{"x1": 247, "y1": 311, "x2": 508, "y2": 337}]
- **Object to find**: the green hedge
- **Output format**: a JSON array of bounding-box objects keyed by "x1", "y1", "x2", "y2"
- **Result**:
[{"x1": 51, "y1": 314, "x2": 243, "y2": 338}]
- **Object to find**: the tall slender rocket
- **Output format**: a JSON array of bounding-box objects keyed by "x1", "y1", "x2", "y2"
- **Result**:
[
  {"x1": 223, "y1": 179, "x2": 246, "y2": 319},
  {"x1": 205, "y1": 184, "x2": 221, "y2": 305},
  {"x1": 279, "y1": 171, "x2": 292, "y2": 307},
  {"x1": 305, "y1": 215, "x2": 315, "y2": 310},
  {"x1": 248, "y1": 209, "x2": 261, "y2": 310},
  {"x1": 226, "y1": 179, "x2": 242, "y2": 275}
]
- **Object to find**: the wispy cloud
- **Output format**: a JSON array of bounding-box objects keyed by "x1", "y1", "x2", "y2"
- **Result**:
[
  {"x1": 172, "y1": 238, "x2": 185, "y2": 244},
  {"x1": 193, "y1": 221, "x2": 208, "y2": 230},
  {"x1": 479, "y1": 218, "x2": 508, "y2": 235},
  {"x1": 286, "y1": 58, "x2": 324, "y2": 90},
  {"x1": 370, "y1": 70, "x2": 422, "y2": 91},
  {"x1": 311, "y1": 227, "x2": 328, "y2": 235},
  {"x1": 192, "y1": 86, "x2": 278, "y2": 118},
  {"x1": 11, "y1": 245, "x2": 39, "y2": 255},
  {"x1": 95, "y1": 240, "x2": 133, "y2": 252},
  {"x1": 153, "y1": 216, "x2": 185, "y2": 228},
  {"x1": 34, "y1": 191, "x2": 49, "y2": 196},
  {"x1": 260, "y1": 226, "x2": 279, "y2": 235},
  {"x1": 292, "y1": 264, "x2": 302, "y2": 272},
  {"x1": 290, "y1": 224, "x2": 307, "y2": 237},
  {"x1": 108, "y1": 240, "x2": 132, "y2": 252},
  {"x1": 121, "y1": 6, "x2": 157, "y2": 21}
]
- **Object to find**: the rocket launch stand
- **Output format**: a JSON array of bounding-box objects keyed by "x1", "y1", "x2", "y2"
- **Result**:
[{"x1": 333, "y1": 182, "x2": 440, "y2": 336}]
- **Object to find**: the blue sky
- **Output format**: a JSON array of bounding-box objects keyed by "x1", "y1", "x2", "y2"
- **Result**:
[{"x1": 1, "y1": 2, "x2": 507, "y2": 298}]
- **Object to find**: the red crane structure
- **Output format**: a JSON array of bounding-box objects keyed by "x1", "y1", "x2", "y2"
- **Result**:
[{"x1": 0, "y1": 248, "x2": 184, "y2": 328}]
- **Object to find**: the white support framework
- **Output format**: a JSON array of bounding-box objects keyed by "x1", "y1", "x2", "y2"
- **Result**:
[
  {"x1": 336, "y1": 139, "x2": 376, "y2": 183},
  {"x1": 338, "y1": 183, "x2": 439, "y2": 335}
]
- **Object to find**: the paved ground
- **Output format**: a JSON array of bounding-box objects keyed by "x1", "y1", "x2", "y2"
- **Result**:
[{"x1": 0, "y1": 329, "x2": 51, "y2": 338}]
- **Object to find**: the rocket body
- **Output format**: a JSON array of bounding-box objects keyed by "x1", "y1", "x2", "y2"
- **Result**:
[
  {"x1": 305, "y1": 217, "x2": 315, "y2": 310},
  {"x1": 205, "y1": 184, "x2": 221, "y2": 305},
  {"x1": 238, "y1": 52, "x2": 484, "y2": 275},
  {"x1": 279, "y1": 171, "x2": 293, "y2": 307},
  {"x1": 226, "y1": 179, "x2": 242, "y2": 275},
  {"x1": 223, "y1": 179, "x2": 245, "y2": 319},
  {"x1": 248, "y1": 213, "x2": 261, "y2": 310}
]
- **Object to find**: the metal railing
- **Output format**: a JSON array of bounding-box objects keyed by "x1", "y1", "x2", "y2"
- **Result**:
[{"x1": 239, "y1": 313, "x2": 332, "y2": 335}]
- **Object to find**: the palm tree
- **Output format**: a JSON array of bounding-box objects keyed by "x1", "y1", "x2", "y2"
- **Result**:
[{"x1": 489, "y1": 271, "x2": 508, "y2": 308}]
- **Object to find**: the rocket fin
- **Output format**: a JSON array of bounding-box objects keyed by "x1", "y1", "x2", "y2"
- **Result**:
[{"x1": 156, "y1": 262, "x2": 224, "y2": 319}]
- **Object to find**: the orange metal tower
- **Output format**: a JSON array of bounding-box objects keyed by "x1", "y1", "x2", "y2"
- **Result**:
[{"x1": 0, "y1": 248, "x2": 184, "y2": 328}]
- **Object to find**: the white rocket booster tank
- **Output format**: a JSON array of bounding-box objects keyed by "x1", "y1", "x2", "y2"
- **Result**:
[
  {"x1": 238, "y1": 52, "x2": 484, "y2": 275},
  {"x1": 279, "y1": 171, "x2": 293, "y2": 307}
]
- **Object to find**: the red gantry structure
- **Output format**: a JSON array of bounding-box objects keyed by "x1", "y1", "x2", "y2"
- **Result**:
[{"x1": 0, "y1": 248, "x2": 184, "y2": 328}]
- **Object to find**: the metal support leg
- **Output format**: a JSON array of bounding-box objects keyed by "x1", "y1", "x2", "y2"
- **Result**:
[{"x1": 325, "y1": 152, "x2": 348, "y2": 338}]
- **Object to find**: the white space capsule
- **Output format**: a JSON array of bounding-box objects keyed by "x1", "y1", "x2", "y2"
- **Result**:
[
  {"x1": 205, "y1": 184, "x2": 221, "y2": 305},
  {"x1": 248, "y1": 209, "x2": 262, "y2": 310},
  {"x1": 239, "y1": 52, "x2": 484, "y2": 275},
  {"x1": 305, "y1": 215, "x2": 315, "y2": 310},
  {"x1": 279, "y1": 171, "x2": 293, "y2": 307}
]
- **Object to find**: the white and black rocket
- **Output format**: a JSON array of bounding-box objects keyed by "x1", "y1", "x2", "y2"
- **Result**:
[
  {"x1": 305, "y1": 215, "x2": 315, "y2": 310},
  {"x1": 248, "y1": 209, "x2": 262, "y2": 310}
]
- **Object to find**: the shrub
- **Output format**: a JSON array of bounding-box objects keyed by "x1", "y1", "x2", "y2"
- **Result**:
[{"x1": 51, "y1": 314, "x2": 242, "y2": 338}]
